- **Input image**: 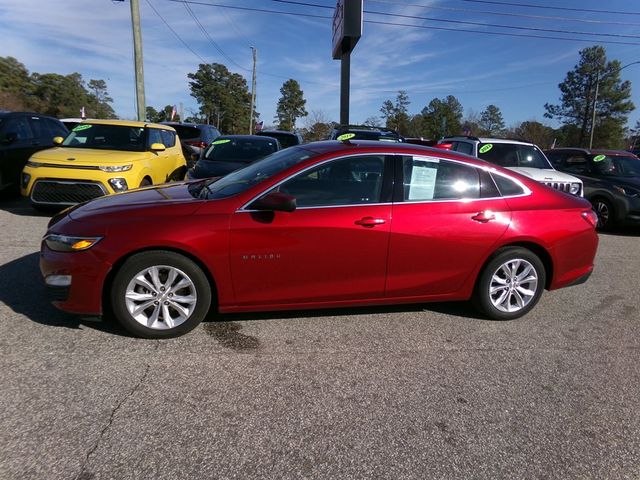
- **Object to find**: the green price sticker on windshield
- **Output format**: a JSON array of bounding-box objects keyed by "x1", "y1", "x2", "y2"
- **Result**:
[
  {"x1": 479, "y1": 144, "x2": 493, "y2": 154},
  {"x1": 72, "y1": 124, "x2": 92, "y2": 132},
  {"x1": 593, "y1": 154, "x2": 606, "y2": 162},
  {"x1": 212, "y1": 139, "x2": 231, "y2": 145},
  {"x1": 337, "y1": 133, "x2": 356, "y2": 141}
]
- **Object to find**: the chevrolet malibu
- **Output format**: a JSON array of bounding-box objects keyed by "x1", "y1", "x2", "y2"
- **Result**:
[{"x1": 40, "y1": 140, "x2": 599, "y2": 339}]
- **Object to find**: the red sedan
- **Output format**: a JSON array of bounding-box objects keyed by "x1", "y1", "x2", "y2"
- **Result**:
[{"x1": 41, "y1": 140, "x2": 599, "y2": 338}]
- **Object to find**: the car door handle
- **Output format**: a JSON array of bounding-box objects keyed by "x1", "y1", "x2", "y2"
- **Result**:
[
  {"x1": 471, "y1": 211, "x2": 496, "y2": 223},
  {"x1": 355, "y1": 217, "x2": 386, "y2": 227}
]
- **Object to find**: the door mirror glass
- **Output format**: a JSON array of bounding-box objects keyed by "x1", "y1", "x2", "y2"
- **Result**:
[{"x1": 250, "y1": 191, "x2": 296, "y2": 212}]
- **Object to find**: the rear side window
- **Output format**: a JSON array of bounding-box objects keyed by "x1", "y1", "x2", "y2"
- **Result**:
[
  {"x1": 451, "y1": 141, "x2": 474, "y2": 156},
  {"x1": 2, "y1": 116, "x2": 34, "y2": 140},
  {"x1": 491, "y1": 173, "x2": 525, "y2": 196},
  {"x1": 402, "y1": 156, "x2": 480, "y2": 201},
  {"x1": 160, "y1": 129, "x2": 176, "y2": 147}
]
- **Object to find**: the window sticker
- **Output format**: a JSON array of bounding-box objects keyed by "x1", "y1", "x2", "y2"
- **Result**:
[
  {"x1": 479, "y1": 144, "x2": 493, "y2": 154},
  {"x1": 408, "y1": 161, "x2": 438, "y2": 200},
  {"x1": 593, "y1": 154, "x2": 606, "y2": 162},
  {"x1": 72, "y1": 124, "x2": 92, "y2": 132},
  {"x1": 212, "y1": 139, "x2": 231, "y2": 145}
]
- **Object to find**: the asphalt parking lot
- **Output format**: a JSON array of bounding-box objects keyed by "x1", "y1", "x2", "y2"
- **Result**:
[{"x1": 0, "y1": 196, "x2": 639, "y2": 480}]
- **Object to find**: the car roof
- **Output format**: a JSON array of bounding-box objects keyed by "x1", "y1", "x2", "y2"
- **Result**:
[
  {"x1": 79, "y1": 119, "x2": 175, "y2": 130},
  {"x1": 546, "y1": 147, "x2": 634, "y2": 156},
  {"x1": 217, "y1": 134, "x2": 278, "y2": 142},
  {"x1": 444, "y1": 135, "x2": 535, "y2": 146},
  {"x1": 161, "y1": 122, "x2": 215, "y2": 129},
  {"x1": 0, "y1": 111, "x2": 60, "y2": 119}
]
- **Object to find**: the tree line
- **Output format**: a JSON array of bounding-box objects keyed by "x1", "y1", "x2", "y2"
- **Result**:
[{"x1": 2, "y1": 45, "x2": 638, "y2": 149}]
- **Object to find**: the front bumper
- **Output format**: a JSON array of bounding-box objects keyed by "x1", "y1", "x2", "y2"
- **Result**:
[{"x1": 40, "y1": 244, "x2": 112, "y2": 315}]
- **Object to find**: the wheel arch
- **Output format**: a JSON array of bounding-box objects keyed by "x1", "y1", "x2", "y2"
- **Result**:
[
  {"x1": 478, "y1": 241, "x2": 554, "y2": 290},
  {"x1": 101, "y1": 246, "x2": 219, "y2": 317}
]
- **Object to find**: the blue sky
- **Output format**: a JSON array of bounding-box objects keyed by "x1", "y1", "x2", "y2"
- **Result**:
[{"x1": 1, "y1": 0, "x2": 639, "y2": 133}]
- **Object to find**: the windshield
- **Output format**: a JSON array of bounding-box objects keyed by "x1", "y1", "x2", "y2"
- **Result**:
[
  {"x1": 478, "y1": 143, "x2": 553, "y2": 169},
  {"x1": 62, "y1": 124, "x2": 146, "y2": 151},
  {"x1": 195, "y1": 145, "x2": 314, "y2": 200},
  {"x1": 591, "y1": 154, "x2": 640, "y2": 177},
  {"x1": 203, "y1": 137, "x2": 278, "y2": 162}
]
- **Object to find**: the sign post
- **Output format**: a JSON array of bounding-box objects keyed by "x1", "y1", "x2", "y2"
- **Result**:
[{"x1": 332, "y1": 0, "x2": 362, "y2": 127}]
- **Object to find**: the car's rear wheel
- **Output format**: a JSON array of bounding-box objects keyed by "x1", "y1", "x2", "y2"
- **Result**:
[
  {"x1": 591, "y1": 197, "x2": 613, "y2": 230},
  {"x1": 473, "y1": 247, "x2": 545, "y2": 321},
  {"x1": 110, "y1": 251, "x2": 212, "y2": 338}
]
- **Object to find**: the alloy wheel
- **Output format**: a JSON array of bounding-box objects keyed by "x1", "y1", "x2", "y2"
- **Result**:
[{"x1": 489, "y1": 259, "x2": 539, "y2": 313}]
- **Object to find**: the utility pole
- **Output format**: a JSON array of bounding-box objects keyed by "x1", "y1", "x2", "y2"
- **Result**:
[
  {"x1": 249, "y1": 47, "x2": 257, "y2": 134},
  {"x1": 130, "y1": 0, "x2": 146, "y2": 121}
]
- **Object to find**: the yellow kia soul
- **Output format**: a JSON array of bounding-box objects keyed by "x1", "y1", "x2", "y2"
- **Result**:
[{"x1": 21, "y1": 119, "x2": 187, "y2": 208}]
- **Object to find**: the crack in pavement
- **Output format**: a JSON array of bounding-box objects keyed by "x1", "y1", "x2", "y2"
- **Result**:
[{"x1": 74, "y1": 340, "x2": 160, "y2": 480}]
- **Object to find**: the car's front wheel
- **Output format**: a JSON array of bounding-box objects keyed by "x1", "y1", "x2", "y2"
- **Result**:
[
  {"x1": 110, "y1": 251, "x2": 212, "y2": 338},
  {"x1": 591, "y1": 197, "x2": 613, "y2": 230},
  {"x1": 473, "y1": 247, "x2": 546, "y2": 321}
]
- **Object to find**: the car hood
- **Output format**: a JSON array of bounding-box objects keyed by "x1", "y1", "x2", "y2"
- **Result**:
[
  {"x1": 68, "y1": 182, "x2": 202, "y2": 221},
  {"x1": 31, "y1": 147, "x2": 148, "y2": 165},
  {"x1": 506, "y1": 167, "x2": 581, "y2": 183}
]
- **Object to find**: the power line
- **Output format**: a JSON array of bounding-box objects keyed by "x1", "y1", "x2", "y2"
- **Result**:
[
  {"x1": 166, "y1": 0, "x2": 640, "y2": 46},
  {"x1": 269, "y1": 0, "x2": 640, "y2": 39},
  {"x1": 181, "y1": 0, "x2": 252, "y2": 71},
  {"x1": 456, "y1": 0, "x2": 640, "y2": 16},
  {"x1": 145, "y1": 0, "x2": 208, "y2": 63},
  {"x1": 367, "y1": 0, "x2": 640, "y2": 27}
]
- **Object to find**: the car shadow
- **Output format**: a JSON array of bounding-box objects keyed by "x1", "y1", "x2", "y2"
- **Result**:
[
  {"x1": 0, "y1": 195, "x2": 53, "y2": 217},
  {"x1": 0, "y1": 252, "x2": 126, "y2": 335},
  {"x1": 599, "y1": 226, "x2": 640, "y2": 237},
  {"x1": 213, "y1": 299, "x2": 486, "y2": 323}
]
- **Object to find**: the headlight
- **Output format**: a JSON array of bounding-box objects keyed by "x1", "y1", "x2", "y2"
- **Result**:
[
  {"x1": 44, "y1": 234, "x2": 102, "y2": 252},
  {"x1": 614, "y1": 185, "x2": 640, "y2": 197},
  {"x1": 99, "y1": 164, "x2": 132, "y2": 172},
  {"x1": 570, "y1": 182, "x2": 582, "y2": 196},
  {"x1": 108, "y1": 178, "x2": 128, "y2": 191}
]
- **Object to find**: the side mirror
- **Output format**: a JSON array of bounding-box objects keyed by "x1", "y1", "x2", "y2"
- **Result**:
[
  {"x1": 53, "y1": 136, "x2": 64, "y2": 145},
  {"x1": 250, "y1": 191, "x2": 296, "y2": 212},
  {"x1": 150, "y1": 142, "x2": 166, "y2": 152}
]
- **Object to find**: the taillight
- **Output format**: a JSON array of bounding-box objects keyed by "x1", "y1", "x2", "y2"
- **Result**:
[
  {"x1": 186, "y1": 140, "x2": 207, "y2": 149},
  {"x1": 581, "y1": 209, "x2": 598, "y2": 228},
  {"x1": 435, "y1": 143, "x2": 453, "y2": 150}
]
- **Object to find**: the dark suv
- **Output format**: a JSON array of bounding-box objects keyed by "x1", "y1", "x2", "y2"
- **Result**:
[
  {"x1": 329, "y1": 125, "x2": 405, "y2": 143},
  {"x1": 545, "y1": 148, "x2": 640, "y2": 229},
  {"x1": 161, "y1": 122, "x2": 221, "y2": 152},
  {"x1": 0, "y1": 111, "x2": 68, "y2": 195},
  {"x1": 256, "y1": 130, "x2": 303, "y2": 148}
]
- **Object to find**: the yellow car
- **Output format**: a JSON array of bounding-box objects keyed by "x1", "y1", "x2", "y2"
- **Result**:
[{"x1": 21, "y1": 119, "x2": 187, "y2": 208}]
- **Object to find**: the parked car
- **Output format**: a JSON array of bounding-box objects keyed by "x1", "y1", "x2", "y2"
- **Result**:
[
  {"x1": 186, "y1": 135, "x2": 280, "y2": 180},
  {"x1": 21, "y1": 120, "x2": 186, "y2": 208},
  {"x1": 255, "y1": 129, "x2": 303, "y2": 148},
  {"x1": 161, "y1": 122, "x2": 221, "y2": 156},
  {"x1": 0, "y1": 111, "x2": 68, "y2": 195},
  {"x1": 40, "y1": 140, "x2": 598, "y2": 339},
  {"x1": 329, "y1": 125, "x2": 405, "y2": 142},
  {"x1": 545, "y1": 148, "x2": 640, "y2": 229},
  {"x1": 404, "y1": 137, "x2": 437, "y2": 147},
  {"x1": 443, "y1": 136, "x2": 583, "y2": 196}
]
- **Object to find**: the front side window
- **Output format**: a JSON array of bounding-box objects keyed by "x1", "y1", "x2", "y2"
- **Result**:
[
  {"x1": 402, "y1": 156, "x2": 480, "y2": 201},
  {"x1": 478, "y1": 143, "x2": 553, "y2": 169},
  {"x1": 62, "y1": 124, "x2": 145, "y2": 151},
  {"x1": 279, "y1": 155, "x2": 386, "y2": 207},
  {"x1": 147, "y1": 128, "x2": 164, "y2": 147}
]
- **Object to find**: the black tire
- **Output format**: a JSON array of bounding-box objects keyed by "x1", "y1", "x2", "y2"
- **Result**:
[
  {"x1": 139, "y1": 177, "x2": 152, "y2": 187},
  {"x1": 591, "y1": 197, "x2": 613, "y2": 231},
  {"x1": 472, "y1": 247, "x2": 546, "y2": 321},
  {"x1": 110, "y1": 251, "x2": 212, "y2": 339}
]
